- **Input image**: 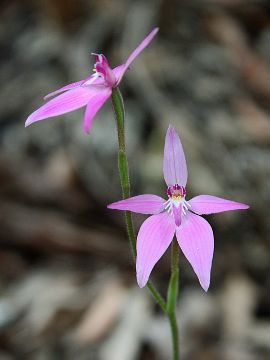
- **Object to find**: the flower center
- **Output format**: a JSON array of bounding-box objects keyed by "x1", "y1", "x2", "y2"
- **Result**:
[
  {"x1": 163, "y1": 184, "x2": 190, "y2": 224},
  {"x1": 167, "y1": 184, "x2": 186, "y2": 201},
  {"x1": 87, "y1": 53, "x2": 116, "y2": 87}
]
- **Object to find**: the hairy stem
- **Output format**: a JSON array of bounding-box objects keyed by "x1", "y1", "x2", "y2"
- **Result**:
[
  {"x1": 111, "y1": 87, "x2": 166, "y2": 312},
  {"x1": 167, "y1": 238, "x2": 180, "y2": 360}
]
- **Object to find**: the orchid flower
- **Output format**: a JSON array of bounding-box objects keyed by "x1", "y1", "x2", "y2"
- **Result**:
[
  {"x1": 25, "y1": 28, "x2": 159, "y2": 134},
  {"x1": 108, "y1": 126, "x2": 249, "y2": 291}
]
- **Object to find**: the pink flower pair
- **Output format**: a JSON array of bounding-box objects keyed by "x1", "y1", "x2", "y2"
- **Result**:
[{"x1": 25, "y1": 28, "x2": 249, "y2": 291}]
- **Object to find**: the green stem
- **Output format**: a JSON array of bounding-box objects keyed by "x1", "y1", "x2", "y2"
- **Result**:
[
  {"x1": 167, "y1": 238, "x2": 180, "y2": 360},
  {"x1": 111, "y1": 87, "x2": 166, "y2": 313}
]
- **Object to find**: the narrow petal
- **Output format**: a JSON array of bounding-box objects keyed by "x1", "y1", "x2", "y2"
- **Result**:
[
  {"x1": 172, "y1": 203, "x2": 182, "y2": 227},
  {"x1": 83, "y1": 87, "x2": 112, "y2": 134},
  {"x1": 176, "y1": 212, "x2": 214, "y2": 291},
  {"x1": 163, "y1": 125, "x2": 188, "y2": 187},
  {"x1": 26, "y1": 87, "x2": 99, "y2": 126},
  {"x1": 112, "y1": 64, "x2": 126, "y2": 81},
  {"x1": 136, "y1": 212, "x2": 175, "y2": 288},
  {"x1": 189, "y1": 195, "x2": 249, "y2": 215},
  {"x1": 107, "y1": 194, "x2": 165, "y2": 215},
  {"x1": 44, "y1": 72, "x2": 105, "y2": 99},
  {"x1": 44, "y1": 80, "x2": 86, "y2": 100},
  {"x1": 116, "y1": 27, "x2": 159, "y2": 84}
]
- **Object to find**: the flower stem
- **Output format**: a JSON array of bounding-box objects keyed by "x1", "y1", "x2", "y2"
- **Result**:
[
  {"x1": 167, "y1": 238, "x2": 180, "y2": 360},
  {"x1": 111, "y1": 87, "x2": 166, "y2": 313}
]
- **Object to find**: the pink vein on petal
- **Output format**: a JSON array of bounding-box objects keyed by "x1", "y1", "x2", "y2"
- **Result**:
[
  {"x1": 25, "y1": 87, "x2": 99, "y2": 127},
  {"x1": 136, "y1": 212, "x2": 175, "y2": 288},
  {"x1": 163, "y1": 125, "x2": 188, "y2": 187},
  {"x1": 189, "y1": 195, "x2": 249, "y2": 215},
  {"x1": 172, "y1": 203, "x2": 182, "y2": 227},
  {"x1": 176, "y1": 212, "x2": 214, "y2": 292}
]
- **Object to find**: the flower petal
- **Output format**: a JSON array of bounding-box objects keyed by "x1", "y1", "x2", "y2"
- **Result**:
[
  {"x1": 116, "y1": 27, "x2": 159, "y2": 84},
  {"x1": 163, "y1": 125, "x2": 188, "y2": 187},
  {"x1": 107, "y1": 194, "x2": 165, "y2": 215},
  {"x1": 26, "y1": 87, "x2": 100, "y2": 126},
  {"x1": 176, "y1": 212, "x2": 214, "y2": 291},
  {"x1": 83, "y1": 87, "x2": 112, "y2": 134},
  {"x1": 44, "y1": 80, "x2": 86, "y2": 100},
  {"x1": 189, "y1": 195, "x2": 249, "y2": 215},
  {"x1": 45, "y1": 73, "x2": 109, "y2": 100},
  {"x1": 112, "y1": 64, "x2": 126, "y2": 81},
  {"x1": 136, "y1": 212, "x2": 175, "y2": 288}
]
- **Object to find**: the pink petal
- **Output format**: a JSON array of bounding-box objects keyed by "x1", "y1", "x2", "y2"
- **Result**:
[
  {"x1": 26, "y1": 87, "x2": 101, "y2": 126},
  {"x1": 83, "y1": 87, "x2": 112, "y2": 134},
  {"x1": 112, "y1": 64, "x2": 126, "y2": 82},
  {"x1": 173, "y1": 204, "x2": 182, "y2": 227},
  {"x1": 189, "y1": 195, "x2": 249, "y2": 215},
  {"x1": 176, "y1": 212, "x2": 214, "y2": 291},
  {"x1": 107, "y1": 194, "x2": 165, "y2": 215},
  {"x1": 45, "y1": 73, "x2": 109, "y2": 100},
  {"x1": 163, "y1": 125, "x2": 188, "y2": 187},
  {"x1": 44, "y1": 80, "x2": 86, "y2": 100},
  {"x1": 116, "y1": 27, "x2": 159, "y2": 85},
  {"x1": 136, "y1": 212, "x2": 175, "y2": 288}
]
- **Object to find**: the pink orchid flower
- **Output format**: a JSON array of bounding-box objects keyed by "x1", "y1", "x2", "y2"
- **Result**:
[
  {"x1": 108, "y1": 126, "x2": 249, "y2": 291},
  {"x1": 25, "y1": 28, "x2": 159, "y2": 134}
]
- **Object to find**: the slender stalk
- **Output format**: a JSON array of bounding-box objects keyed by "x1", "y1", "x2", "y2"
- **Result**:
[
  {"x1": 111, "y1": 87, "x2": 166, "y2": 313},
  {"x1": 167, "y1": 238, "x2": 180, "y2": 360}
]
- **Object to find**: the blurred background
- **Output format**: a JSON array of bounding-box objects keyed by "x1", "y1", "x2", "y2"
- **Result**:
[{"x1": 0, "y1": 0, "x2": 270, "y2": 359}]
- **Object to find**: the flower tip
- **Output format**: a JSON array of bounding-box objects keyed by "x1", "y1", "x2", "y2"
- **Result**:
[
  {"x1": 166, "y1": 124, "x2": 178, "y2": 138},
  {"x1": 137, "y1": 272, "x2": 147, "y2": 288},
  {"x1": 137, "y1": 279, "x2": 146, "y2": 289},
  {"x1": 200, "y1": 280, "x2": 210, "y2": 292},
  {"x1": 147, "y1": 27, "x2": 159, "y2": 40},
  {"x1": 25, "y1": 110, "x2": 42, "y2": 127},
  {"x1": 25, "y1": 117, "x2": 32, "y2": 127},
  {"x1": 236, "y1": 202, "x2": 250, "y2": 211},
  {"x1": 83, "y1": 123, "x2": 90, "y2": 135},
  {"x1": 167, "y1": 124, "x2": 175, "y2": 131},
  {"x1": 152, "y1": 27, "x2": 159, "y2": 35}
]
